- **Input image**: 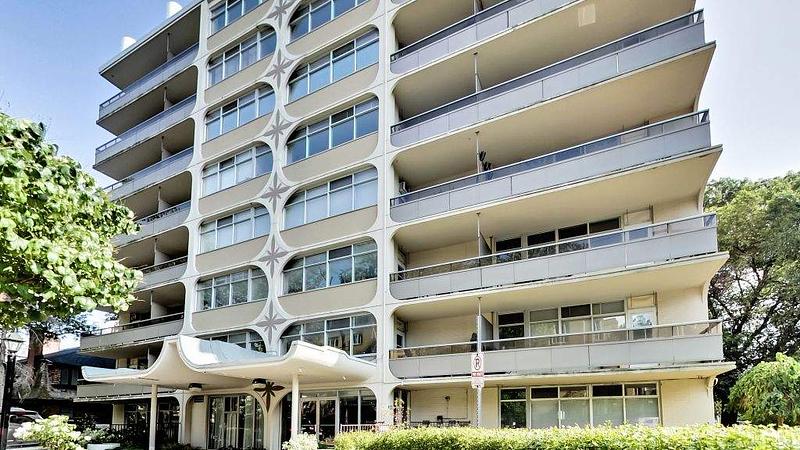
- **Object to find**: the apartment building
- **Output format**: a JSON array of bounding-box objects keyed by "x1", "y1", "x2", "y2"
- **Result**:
[{"x1": 77, "y1": 0, "x2": 733, "y2": 448}]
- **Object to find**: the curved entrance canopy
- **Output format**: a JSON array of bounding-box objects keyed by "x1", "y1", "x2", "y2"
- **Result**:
[{"x1": 82, "y1": 335, "x2": 375, "y2": 390}]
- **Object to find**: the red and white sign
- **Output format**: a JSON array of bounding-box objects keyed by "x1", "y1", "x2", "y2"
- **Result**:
[{"x1": 470, "y1": 352, "x2": 484, "y2": 388}]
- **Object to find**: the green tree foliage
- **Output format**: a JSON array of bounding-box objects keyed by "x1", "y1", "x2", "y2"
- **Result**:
[
  {"x1": 0, "y1": 112, "x2": 141, "y2": 328},
  {"x1": 705, "y1": 173, "x2": 800, "y2": 423},
  {"x1": 729, "y1": 353, "x2": 800, "y2": 426}
]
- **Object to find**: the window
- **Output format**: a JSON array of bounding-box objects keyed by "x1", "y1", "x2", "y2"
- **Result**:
[
  {"x1": 289, "y1": 0, "x2": 370, "y2": 40},
  {"x1": 284, "y1": 167, "x2": 377, "y2": 228},
  {"x1": 205, "y1": 87, "x2": 275, "y2": 140},
  {"x1": 288, "y1": 29, "x2": 379, "y2": 101},
  {"x1": 200, "y1": 206, "x2": 270, "y2": 252},
  {"x1": 500, "y1": 383, "x2": 660, "y2": 429},
  {"x1": 280, "y1": 314, "x2": 377, "y2": 358},
  {"x1": 282, "y1": 241, "x2": 377, "y2": 294},
  {"x1": 497, "y1": 312, "x2": 525, "y2": 340},
  {"x1": 206, "y1": 330, "x2": 266, "y2": 353},
  {"x1": 210, "y1": 0, "x2": 265, "y2": 33},
  {"x1": 208, "y1": 395, "x2": 263, "y2": 449},
  {"x1": 287, "y1": 98, "x2": 378, "y2": 164},
  {"x1": 202, "y1": 145, "x2": 272, "y2": 195},
  {"x1": 208, "y1": 30, "x2": 276, "y2": 86},
  {"x1": 197, "y1": 267, "x2": 268, "y2": 310}
]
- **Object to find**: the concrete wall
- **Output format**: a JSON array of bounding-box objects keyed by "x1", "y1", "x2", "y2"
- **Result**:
[{"x1": 660, "y1": 378, "x2": 715, "y2": 426}]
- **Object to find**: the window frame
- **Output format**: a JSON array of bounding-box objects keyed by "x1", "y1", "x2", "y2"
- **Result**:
[
  {"x1": 202, "y1": 144, "x2": 273, "y2": 196},
  {"x1": 208, "y1": 28, "x2": 277, "y2": 87},
  {"x1": 496, "y1": 300, "x2": 630, "y2": 340},
  {"x1": 206, "y1": 330, "x2": 267, "y2": 353},
  {"x1": 286, "y1": 98, "x2": 378, "y2": 164},
  {"x1": 282, "y1": 241, "x2": 377, "y2": 294},
  {"x1": 283, "y1": 167, "x2": 378, "y2": 229},
  {"x1": 210, "y1": 0, "x2": 265, "y2": 33},
  {"x1": 279, "y1": 313, "x2": 377, "y2": 358},
  {"x1": 288, "y1": 29, "x2": 379, "y2": 101},
  {"x1": 289, "y1": 0, "x2": 370, "y2": 41},
  {"x1": 205, "y1": 87, "x2": 275, "y2": 141},
  {"x1": 197, "y1": 267, "x2": 269, "y2": 310},
  {"x1": 199, "y1": 206, "x2": 270, "y2": 253}
]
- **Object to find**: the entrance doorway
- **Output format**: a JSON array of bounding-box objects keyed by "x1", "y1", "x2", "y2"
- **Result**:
[{"x1": 300, "y1": 398, "x2": 336, "y2": 445}]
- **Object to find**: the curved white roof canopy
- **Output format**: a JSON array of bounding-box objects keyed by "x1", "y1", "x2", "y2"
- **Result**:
[{"x1": 82, "y1": 336, "x2": 375, "y2": 390}]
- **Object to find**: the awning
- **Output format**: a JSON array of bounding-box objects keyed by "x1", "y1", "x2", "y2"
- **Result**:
[{"x1": 82, "y1": 335, "x2": 376, "y2": 390}]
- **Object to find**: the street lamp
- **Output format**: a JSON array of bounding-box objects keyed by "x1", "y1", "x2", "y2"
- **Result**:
[{"x1": 0, "y1": 332, "x2": 24, "y2": 450}]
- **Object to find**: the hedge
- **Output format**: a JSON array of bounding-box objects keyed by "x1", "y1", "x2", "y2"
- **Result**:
[{"x1": 334, "y1": 425, "x2": 800, "y2": 450}]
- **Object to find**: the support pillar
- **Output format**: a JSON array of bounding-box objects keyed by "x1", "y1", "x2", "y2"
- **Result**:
[
  {"x1": 149, "y1": 385, "x2": 158, "y2": 450},
  {"x1": 290, "y1": 374, "x2": 299, "y2": 439}
]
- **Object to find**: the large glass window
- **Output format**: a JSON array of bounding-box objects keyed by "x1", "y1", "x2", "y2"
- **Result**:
[
  {"x1": 287, "y1": 98, "x2": 378, "y2": 164},
  {"x1": 200, "y1": 206, "x2": 270, "y2": 252},
  {"x1": 288, "y1": 30, "x2": 378, "y2": 101},
  {"x1": 197, "y1": 267, "x2": 268, "y2": 310},
  {"x1": 496, "y1": 300, "x2": 627, "y2": 340},
  {"x1": 207, "y1": 395, "x2": 263, "y2": 449},
  {"x1": 210, "y1": 0, "x2": 265, "y2": 33},
  {"x1": 289, "y1": 0, "x2": 370, "y2": 40},
  {"x1": 208, "y1": 29, "x2": 276, "y2": 86},
  {"x1": 205, "y1": 330, "x2": 267, "y2": 353},
  {"x1": 280, "y1": 314, "x2": 377, "y2": 359},
  {"x1": 284, "y1": 167, "x2": 377, "y2": 228},
  {"x1": 283, "y1": 241, "x2": 377, "y2": 293},
  {"x1": 202, "y1": 144, "x2": 272, "y2": 196},
  {"x1": 500, "y1": 383, "x2": 660, "y2": 429},
  {"x1": 205, "y1": 87, "x2": 275, "y2": 140}
]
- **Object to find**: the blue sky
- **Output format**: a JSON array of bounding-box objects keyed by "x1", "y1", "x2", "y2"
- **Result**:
[{"x1": 1, "y1": 0, "x2": 800, "y2": 183}]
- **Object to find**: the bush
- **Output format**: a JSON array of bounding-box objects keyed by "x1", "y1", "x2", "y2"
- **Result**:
[
  {"x1": 13, "y1": 415, "x2": 89, "y2": 450},
  {"x1": 729, "y1": 353, "x2": 800, "y2": 426},
  {"x1": 283, "y1": 433, "x2": 319, "y2": 450},
  {"x1": 334, "y1": 424, "x2": 800, "y2": 450}
]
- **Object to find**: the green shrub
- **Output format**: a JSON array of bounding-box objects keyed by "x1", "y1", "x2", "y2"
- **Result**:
[{"x1": 334, "y1": 424, "x2": 800, "y2": 450}]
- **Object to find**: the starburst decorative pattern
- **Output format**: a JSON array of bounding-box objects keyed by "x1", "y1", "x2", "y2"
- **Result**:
[
  {"x1": 267, "y1": 0, "x2": 295, "y2": 26},
  {"x1": 266, "y1": 51, "x2": 294, "y2": 86},
  {"x1": 255, "y1": 300, "x2": 287, "y2": 342},
  {"x1": 263, "y1": 175, "x2": 290, "y2": 211},
  {"x1": 261, "y1": 238, "x2": 289, "y2": 276},
  {"x1": 265, "y1": 111, "x2": 293, "y2": 148}
]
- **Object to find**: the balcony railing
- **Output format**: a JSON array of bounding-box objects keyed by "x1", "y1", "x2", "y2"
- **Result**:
[
  {"x1": 391, "y1": 110, "x2": 710, "y2": 211},
  {"x1": 105, "y1": 148, "x2": 193, "y2": 200},
  {"x1": 389, "y1": 320, "x2": 721, "y2": 359},
  {"x1": 96, "y1": 95, "x2": 196, "y2": 163},
  {"x1": 99, "y1": 44, "x2": 198, "y2": 119},
  {"x1": 76, "y1": 382, "x2": 175, "y2": 400},
  {"x1": 390, "y1": 214, "x2": 718, "y2": 299},
  {"x1": 80, "y1": 313, "x2": 183, "y2": 351},
  {"x1": 139, "y1": 256, "x2": 188, "y2": 289},
  {"x1": 114, "y1": 201, "x2": 191, "y2": 247},
  {"x1": 391, "y1": 0, "x2": 574, "y2": 70},
  {"x1": 390, "y1": 11, "x2": 705, "y2": 146},
  {"x1": 389, "y1": 320, "x2": 724, "y2": 378}
]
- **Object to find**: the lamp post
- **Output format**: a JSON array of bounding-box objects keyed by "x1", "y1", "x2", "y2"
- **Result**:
[{"x1": 0, "y1": 332, "x2": 24, "y2": 450}]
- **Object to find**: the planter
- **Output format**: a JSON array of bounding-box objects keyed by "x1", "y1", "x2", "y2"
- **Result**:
[{"x1": 88, "y1": 444, "x2": 121, "y2": 450}]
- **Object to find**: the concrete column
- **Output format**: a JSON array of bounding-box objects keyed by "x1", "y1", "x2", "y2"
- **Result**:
[
  {"x1": 154, "y1": 239, "x2": 169, "y2": 265},
  {"x1": 149, "y1": 385, "x2": 158, "y2": 450},
  {"x1": 291, "y1": 374, "x2": 299, "y2": 439}
]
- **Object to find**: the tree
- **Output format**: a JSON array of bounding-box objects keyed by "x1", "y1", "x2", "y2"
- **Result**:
[
  {"x1": 728, "y1": 353, "x2": 800, "y2": 426},
  {"x1": 0, "y1": 112, "x2": 141, "y2": 328},
  {"x1": 705, "y1": 173, "x2": 800, "y2": 423}
]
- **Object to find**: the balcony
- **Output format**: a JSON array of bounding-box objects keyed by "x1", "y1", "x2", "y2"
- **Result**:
[
  {"x1": 95, "y1": 95, "x2": 196, "y2": 168},
  {"x1": 389, "y1": 320, "x2": 723, "y2": 379},
  {"x1": 390, "y1": 11, "x2": 707, "y2": 148},
  {"x1": 390, "y1": 214, "x2": 718, "y2": 300},
  {"x1": 140, "y1": 257, "x2": 188, "y2": 290},
  {"x1": 80, "y1": 313, "x2": 184, "y2": 353},
  {"x1": 114, "y1": 200, "x2": 191, "y2": 247},
  {"x1": 99, "y1": 45, "x2": 198, "y2": 122},
  {"x1": 391, "y1": 111, "x2": 710, "y2": 222},
  {"x1": 106, "y1": 148, "x2": 193, "y2": 201}
]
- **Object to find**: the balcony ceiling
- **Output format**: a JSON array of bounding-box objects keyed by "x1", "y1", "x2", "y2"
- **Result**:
[
  {"x1": 95, "y1": 119, "x2": 194, "y2": 180},
  {"x1": 101, "y1": 7, "x2": 201, "y2": 90},
  {"x1": 393, "y1": 0, "x2": 696, "y2": 119},
  {"x1": 392, "y1": 146, "x2": 720, "y2": 252},
  {"x1": 393, "y1": 253, "x2": 726, "y2": 321},
  {"x1": 117, "y1": 226, "x2": 189, "y2": 267},
  {"x1": 392, "y1": 0, "x2": 506, "y2": 47},
  {"x1": 134, "y1": 281, "x2": 186, "y2": 306},
  {"x1": 82, "y1": 336, "x2": 376, "y2": 389},
  {"x1": 123, "y1": 171, "x2": 192, "y2": 218},
  {"x1": 393, "y1": 45, "x2": 713, "y2": 190}
]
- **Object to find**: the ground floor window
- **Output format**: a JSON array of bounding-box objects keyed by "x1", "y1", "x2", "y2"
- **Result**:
[
  {"x1": 500, "y1": 383, "x2": 659, "y2": 428},
  {"x1": 208, "y1": 394, "x2": 264, "y2": 449},
  {"x1": 280, "y1": 389, "x2": 376, "y2": 446}
]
